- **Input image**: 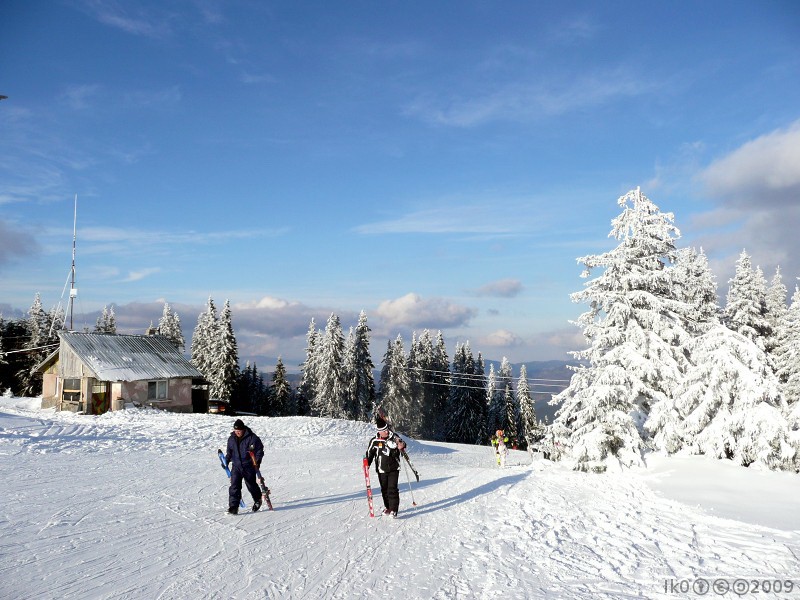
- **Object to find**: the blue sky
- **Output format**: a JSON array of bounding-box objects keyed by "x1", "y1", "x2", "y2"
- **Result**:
[{"x1": 2, "y1": 1, "x2": 800, "y2": 370}]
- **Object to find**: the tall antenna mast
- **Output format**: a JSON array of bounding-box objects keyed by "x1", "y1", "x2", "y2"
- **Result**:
[{"x1": 67, "y1": 194, "x2": 78, "y2": 331}]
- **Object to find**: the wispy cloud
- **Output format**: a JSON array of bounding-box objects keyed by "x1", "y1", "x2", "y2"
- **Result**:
[
  {"x1": 122, "y1": 267, "x2": 161, "y2": 282},
  {"x1": 61, "y1": 84, "x2": 102, "y2": 110},
  {"x1": 76, "y1": 0, "x2": 174, "y2": 38},
  {"x1": 355, "y1": 205, "x2": 517, "y2": 235},
  {"x1": 404, "y1": 68, "x2": 657, "y2": 127}
]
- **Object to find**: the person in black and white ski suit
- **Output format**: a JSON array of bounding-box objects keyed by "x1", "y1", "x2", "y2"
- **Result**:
[
  {"x1": 225, "y1": 418, "x2": 264, "y2": 514},
  {"x1": 365, "y1": 417, "x2": 406, "y2": 518}
]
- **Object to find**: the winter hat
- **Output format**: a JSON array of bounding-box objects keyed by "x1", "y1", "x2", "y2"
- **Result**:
[
  {"x1": 233, "y1": 419, "x2": 246, "y2": 431},
  {"x1": 376, "y1": 417, "x2": 388, "y2": 432}
]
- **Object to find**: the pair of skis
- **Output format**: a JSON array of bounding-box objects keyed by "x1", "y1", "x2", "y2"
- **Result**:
[{"x1": 217, "y1": 449, "x2": 273, "y2": 511}]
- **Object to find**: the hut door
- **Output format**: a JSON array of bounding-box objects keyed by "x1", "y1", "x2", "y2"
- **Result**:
[{"x1": 91, "y1": 381, "x2": 110, "y2": 415}]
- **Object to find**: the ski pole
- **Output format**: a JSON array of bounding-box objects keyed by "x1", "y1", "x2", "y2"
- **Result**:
[
  {"x1": 401, "y1": 450, "x2": 420, "y2": 482},
  {"x1": 401, "y1": 457, "x2": 417, "y2": 507}
]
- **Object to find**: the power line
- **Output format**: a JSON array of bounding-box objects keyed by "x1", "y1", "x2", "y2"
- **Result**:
[
  {"x1": 0, "y1": 343, "x2": 59, "y2": 356},
  {"x1": 409, "y1": 365, "x2": 570, "y2": 384}
]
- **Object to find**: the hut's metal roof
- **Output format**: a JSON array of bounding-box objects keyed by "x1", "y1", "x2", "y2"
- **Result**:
[{"x1": 59, "y1": 332, "x2": 203, "y2": 381}]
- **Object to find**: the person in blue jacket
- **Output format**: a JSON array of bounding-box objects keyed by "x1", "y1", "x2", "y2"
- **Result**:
[{"x1": 225, "y1": 418, "x2": 265, "y2": 514}]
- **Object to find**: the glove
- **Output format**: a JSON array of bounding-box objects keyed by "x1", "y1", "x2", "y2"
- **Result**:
[{"x1": 387, "y1": 440, "x2": 397, "y2": 449}]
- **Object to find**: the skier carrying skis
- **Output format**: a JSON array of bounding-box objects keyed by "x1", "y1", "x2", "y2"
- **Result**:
[
  {"x1": 225, "y1": 418, "x2": 265, "y2": 514},
  {"x1": 365, "y1": 416, "x2": 407, "y2": 518},
  {"x1": 492, "y1": 429, "x2": 509, "y2": 468}
]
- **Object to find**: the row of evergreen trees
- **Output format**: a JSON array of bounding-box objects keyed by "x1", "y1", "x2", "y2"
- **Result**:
[
  {"x1": 550, "y1": 188, "x2": 800, "y2": 473},
  {"x1": 297, "y1": 313, "x2": 544, "y2": 447}
]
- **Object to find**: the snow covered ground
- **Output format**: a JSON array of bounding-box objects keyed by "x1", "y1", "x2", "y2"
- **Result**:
[{"x1": 1, "y1": 397, "x2": 798, "y2": 600}]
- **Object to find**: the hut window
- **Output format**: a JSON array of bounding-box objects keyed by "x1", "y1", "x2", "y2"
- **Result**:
[
  {"x1": 62, "y1": 378, "x2": 81, "y2": 403},
  {"x1": 148, "y1": 380, "x2": 168, "y2": 400}
]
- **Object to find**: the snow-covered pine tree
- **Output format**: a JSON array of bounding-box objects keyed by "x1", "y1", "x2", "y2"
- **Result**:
[
  {"x1": 675, "y1": 324, "x2": 796, "y2": 470},
  {"x1": 765, "y1": 266, "x2": 788, "y2": 363},
  {"x1": 17, "y1": 293, "x2": 56, "y2": 395},
  {"x1": 517, "y1": 364, "x2": 541, "y2": 449},
  {"x1": 270, "y1": 357, "x2": 293, "y2": 417},
  {"x1": 671, "y1": 247, "x2": 719, "y2": 335},
  {"x1": 723, "y1": 251, "x2": 771, "y2": 351},
  {"x1": 431, "y1": 331, "x2": 450, "y2": 440},
  {"x1": 485, "y1": 363, "x2": 502, "y2": 434},
  {"x1": 298, "y1": 318, "x2": 320, "y2": 412},
  {"x1": 214, "y1": 300, "x2": 240, "y2": 404},
  {"x1": 503, "y1": 383, "x2": 519, "y2": 446},
  {"x1": 552, "y1": 188, "x2": 686, "y2": 472},
  {"x1": 157, "y1": 302, "x2": 185, "y2": 352},
  {"x1": 445, "y1": 342, "x2": 487, "y2": 444},
  {"x1": 191, "y1": 297, "x2": 219, "y2": 394},
  {"x1": 774, "y1": 286, "x2": 800, "y2": 409},
  {"x1": 346, "y1": 311, "x2": 375, "y2": 421},
  {"x1": 94, "y1": 305, "x2": 115, "y2": 333},
  {"x1": 497, "y1": 357, "x2": 514, "y2": 433},
  {"x1": 378, "y1": 335, "x2": 416, "y2": 434},
  {"x1": 313, "y1": 313, "x2": 348, "y2": 418},
  {"x1": 410, "y1": 329, "x2": 439, "y2": 438}
]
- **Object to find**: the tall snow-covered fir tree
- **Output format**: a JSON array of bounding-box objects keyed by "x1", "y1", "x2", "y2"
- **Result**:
[
  {"x1": 191, "y1": 297, "x2": 219, "y2": 395},
  {"x1": 774, "y1": 286, "x2": 800, "y2": 409},
  {"x1": 485, "y1": 363, "x2": 503, "y2": 434},
  {"x1": 646, "y1": 246, "x2": 721, "y2": 453},
  {"x1": 551, "y1": 188, "x2": 687, "y2": 472},
  {"x1": 18, "y1": 293, "x2": 59, "y2": 395},
  {"x1": 313, "y1": 313, "x2": 348, "y2": 418},
  {"x1": 270, "y1": 357, "x2": 293, "y2": 417},
  {"x1": 409, "y1": 329, "x2": 440, "y2": 439},
  {"x1": 497, "y1": 357, "x2": 514, "y2": 433},
  {"x1": 671, "y1": 247, "x2": 719, "y2": 335},
  {"x1": 378, "y1": 335, "x2": 416, "y2": 434},
  {"x1": 723, "y1": 251, "x2": 771, "y2": 351},
  {"x1": 517, "y1": 364, "x2": 542, "y2": 448},
  {"x1": 344, "y1": 311, "x2": 375, "y2": 421},
  {"x1": 765, "y1": 266, "x2": 788, "y2": 362},
  {"x1": 445, "y1": 342, "x2": 487, "y2": 444},
  {"x1": 298, "y1": 318, "x2": 320, "y2": 413},
  {"x1": 214, "y1": 300, "x2": 240, "y2": 404},
  {"x1": 503, "y1": 382, "x2": 519, "y2": 445},
  {"x1": 431, "y1": 331, "x2": 451, "y2": 440},
  {"x1": 157, "y1": 302, "x2": 185, "y2": 352},
  {"x1": 674, "y1": 324, "x2": 796, "y2": 470}
]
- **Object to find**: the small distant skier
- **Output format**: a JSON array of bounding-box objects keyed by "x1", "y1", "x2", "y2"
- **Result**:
[
  {"x1": 492, "y1": 429, "x2": 509, "y2": 468},
  {"x1": 365, "y1": 416, "x2": 407, "y2": 518},
  {"x1": 225, "y1": 418, "x2": 265, "y2": 514}
]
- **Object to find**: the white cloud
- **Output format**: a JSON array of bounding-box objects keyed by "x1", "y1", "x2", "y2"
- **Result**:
[
  {"x1": 474, "y1": 279, "x2": 523, "y2": 298},
  {"x1": 482, "y1": 329, "x2": 523, "y2": 347},
  {"x1": 375, "y1": 293, "x2": 475, "y2": 328},
  {"x1": 234, "y1": 296, "x2": 296, "y2": 310},
  {"x1": 699, "y1": 120, "x2": 800, "y2": 206}
]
